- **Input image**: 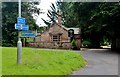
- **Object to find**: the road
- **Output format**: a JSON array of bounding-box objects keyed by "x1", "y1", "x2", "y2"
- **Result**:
[{"x1": 71, "y1": 49, "x2": 118, "y2": 75}]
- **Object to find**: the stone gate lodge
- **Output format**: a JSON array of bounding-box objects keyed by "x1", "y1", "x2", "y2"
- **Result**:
[{"x1": 29, "y1": 11, "x2": 81, "y2": 49}]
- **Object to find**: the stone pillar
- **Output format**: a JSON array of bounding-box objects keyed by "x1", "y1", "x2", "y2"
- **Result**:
[
  {"x1": 74, "y1": 34, "x2": 81, "y2": 49},
  {"x1": 76, "y1": 38, "x2": 81, "y2": 49}
]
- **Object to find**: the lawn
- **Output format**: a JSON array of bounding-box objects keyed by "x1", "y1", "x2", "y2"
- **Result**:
[
  {"x1": 0, "y1": 47, "x2": 1, "y2": 76},
  {"x1": 2, "y1": 47, "x2": 86, "y2": 75}
]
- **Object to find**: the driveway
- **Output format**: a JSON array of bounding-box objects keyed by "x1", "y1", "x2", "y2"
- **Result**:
[{"x1": 71, "y1": 49, "x2": 118, "y2": 75}]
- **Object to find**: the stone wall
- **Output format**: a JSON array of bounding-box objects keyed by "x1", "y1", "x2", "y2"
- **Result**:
[{"x1": 29, "y1": 42, "x2": 71, "y2": 49}]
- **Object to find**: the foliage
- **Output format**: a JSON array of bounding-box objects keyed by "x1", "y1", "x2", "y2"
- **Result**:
[
  {"x1": 71, "y1": 39, "x2": 77, "y2": 49},
  {"x1": 100, "y1": 36, "x2": 111, "y2": 46},
  {"x1": 2, "y1": 47, "x2": 86, "y2": 75},
  {"x1": 41, "y1": 2, "x2": 62, "y2": 27},
  {"x1": 58, "y1": 2, "x2": 120, "y2": 47},
  {"x1": 26, "y1": 38, "x2": 34, "y2": 42},
  {"x1": 82, "y1": 39, "x2": 92, "y2": 48},
  {"x1": 2, "y1": 2, "x2": 18, "y2": 46}
]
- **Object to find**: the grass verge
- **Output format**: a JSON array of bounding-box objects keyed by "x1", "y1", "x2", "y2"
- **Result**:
[
  {"x1": 2, "y1": 47, "x2": 86, "y2": 75},
  {"x1": 0, "y1": 47, "x2": 2, "y2": 76}
]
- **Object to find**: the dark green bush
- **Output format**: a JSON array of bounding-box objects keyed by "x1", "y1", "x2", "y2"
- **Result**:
[{"x1": 82, "y1": 39, "x2": 92, "y2": 47}]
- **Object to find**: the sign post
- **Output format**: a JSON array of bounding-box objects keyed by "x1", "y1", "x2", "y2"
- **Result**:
[
  {"x1": 16, "y1": 0, "x2": 34, "y2": 64},
  {"x1": 17, "y1": 0, "x2": 22, "y2": 64}
]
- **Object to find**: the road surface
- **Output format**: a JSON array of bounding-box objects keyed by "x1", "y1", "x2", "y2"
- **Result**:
[{"x1": 71, "y1": 49, "x2": 118, "y2": 75}]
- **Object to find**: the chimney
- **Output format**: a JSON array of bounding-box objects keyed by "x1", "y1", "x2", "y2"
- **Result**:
[{"x1": 57, "y1": 10, "x2": 62, "y2": 26}]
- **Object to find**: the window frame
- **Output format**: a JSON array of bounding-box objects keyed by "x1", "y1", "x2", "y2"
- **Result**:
[{"x1": 52, "y1": 35, "x2": 61, "y2": 42}]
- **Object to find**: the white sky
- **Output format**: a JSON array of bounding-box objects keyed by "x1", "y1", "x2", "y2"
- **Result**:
[{"x1": 35, "y1": 0, "x2": 57, "y2": 27}]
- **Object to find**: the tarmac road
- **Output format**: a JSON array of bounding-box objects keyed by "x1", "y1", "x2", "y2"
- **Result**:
[{"x1": 71, "y1": 49, "x2": 118, "y2": 75}]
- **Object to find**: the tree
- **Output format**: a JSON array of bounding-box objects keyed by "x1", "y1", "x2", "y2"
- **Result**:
[
  {"x1": 59, "y1": 2, "x2": 120, "y2": 48},
  {"x1": 41, "y1": 2, "x2": 61, "y2": 27},
  {"x1": 2, "y1": 2, "x2": 41, "y2": 46},
  {"x1": 42, "y1": 2, "x2": 120, "y2": 49}
]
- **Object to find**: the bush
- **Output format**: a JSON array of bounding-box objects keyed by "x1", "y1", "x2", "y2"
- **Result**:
[
  {"x1": 82, "y1": 39, "x2": 92, "y2": 47},
  {"x1": 100, "y1": 36, "x2": 111, "y2": 46},
  {"x1": 26, "y1": 38, "x2": 34, "y2": 42},
  {"x1": 71, "y1": 39, "x2": 77, "y2": 49}
]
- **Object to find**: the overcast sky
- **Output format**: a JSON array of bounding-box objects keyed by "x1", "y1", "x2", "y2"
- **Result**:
[{"x1": 35, "y1": 0, "x2": 57, "y2": 27}]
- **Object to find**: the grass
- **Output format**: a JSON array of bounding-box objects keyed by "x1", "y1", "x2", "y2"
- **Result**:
[
  {"x1": 0, "y1": 47, "x2": 2, "y2": 76},
  {"x1": 2, "y1": 47, "x2": 86, "y2": 75}
]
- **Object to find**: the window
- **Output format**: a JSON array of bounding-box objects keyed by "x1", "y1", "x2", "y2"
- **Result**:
[{"x1": 52, "y1": 35, "x2": 60, "y2": 42}]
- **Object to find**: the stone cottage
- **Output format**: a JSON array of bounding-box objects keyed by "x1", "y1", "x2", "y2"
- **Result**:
[{"x1": 29, "y1": 11, "x2": 81, "y2": 49}]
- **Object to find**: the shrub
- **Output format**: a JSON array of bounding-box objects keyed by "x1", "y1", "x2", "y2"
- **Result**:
[
  {"x1": 100, "y1": 36, "x2": 111, "y2": 46},
  {"x1": 71, "y1": 39, "x2": 77, "y2": 49},
  {"x1": 82, "y1": 39, "x2": 92, "y2": 47}
]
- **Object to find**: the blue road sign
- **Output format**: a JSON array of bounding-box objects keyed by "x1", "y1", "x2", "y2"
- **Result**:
[
  {"x1": 17, "y1": 17, "x2": 25, "y2": 25},
  {"x1": 20, "y1": 30, "x2": 36, "y2": 37},
  {"x1": 15, "y1": 24, "x2": 29, "y2": 31},
  {"x1": 22, "y1": 33, "x2": 36, "y2": 37},
  {"x1": 22, "y1": 30, "x2": 32, "y2": 33}
]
